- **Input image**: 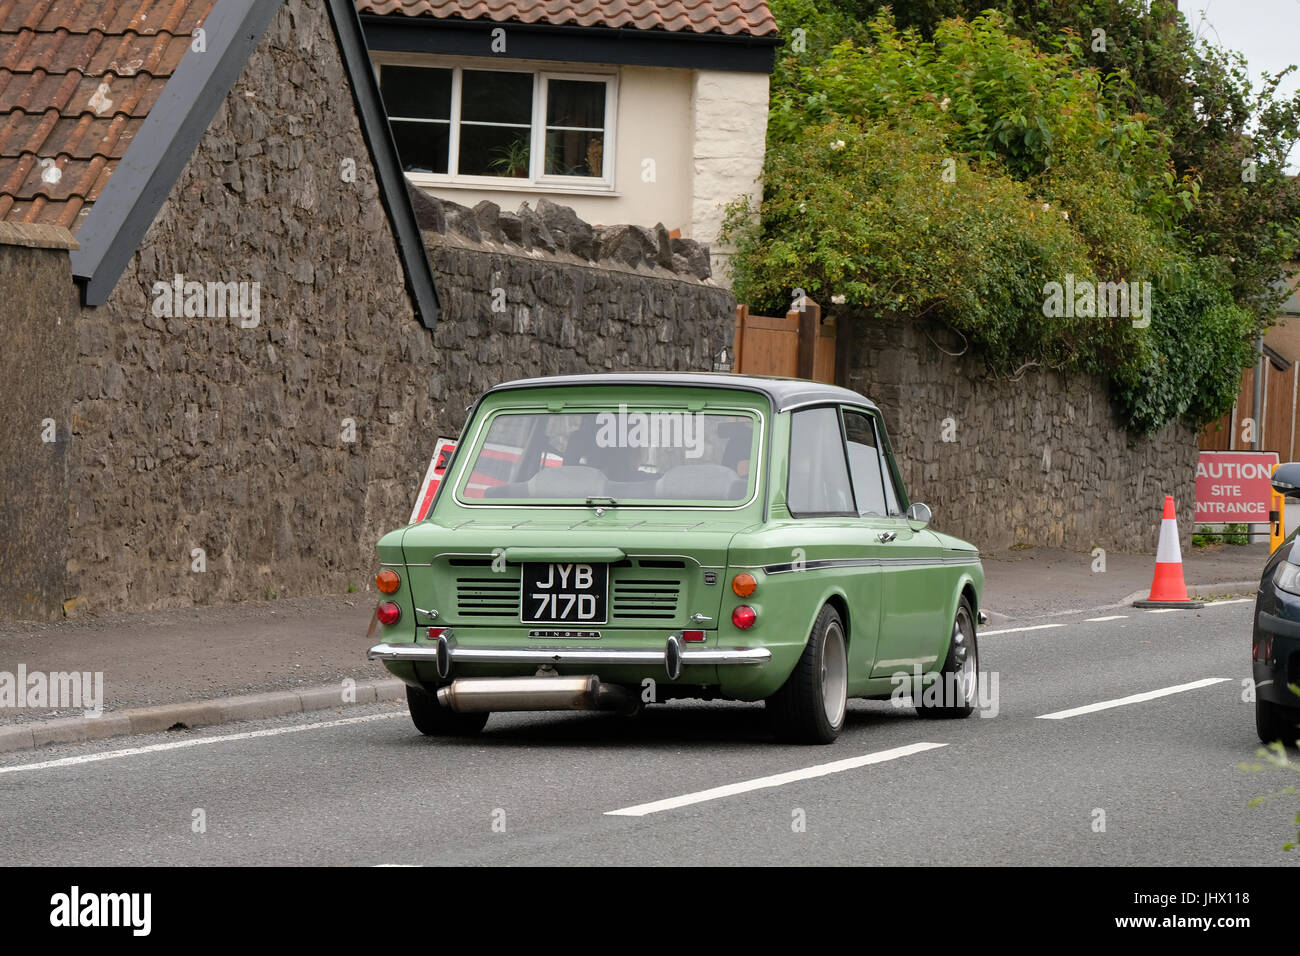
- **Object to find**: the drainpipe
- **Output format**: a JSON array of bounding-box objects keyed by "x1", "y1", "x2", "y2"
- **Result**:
[{"x1": 1254, "y1": 334, "x2": 1264, "y2": 451}]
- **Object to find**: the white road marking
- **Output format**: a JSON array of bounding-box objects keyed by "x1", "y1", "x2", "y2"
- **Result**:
[
  {"x1": 979, "y1": 624, "x2": 1064, "y2": 636},
  {"x1": 0, "y1": 712, "x2": 401, "y2": 775},
  {"x1": 605, "y1": 742, "x2": 947, "y2": 817},
  {"x1": 1145, "y1": 608, "x2": 1182, "y2": 614},
  {"x1": 1036, "y1": 678, "x2": 1231, "y2": 720},
  {"x1": 1204, "y1": 598, "x2": 1252, "y2": 606},
  {"x1": 1085, "y1": 615, "x2": 1127, "y2": 622}
]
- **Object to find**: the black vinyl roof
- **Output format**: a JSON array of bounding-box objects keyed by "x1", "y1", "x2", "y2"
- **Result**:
[{"x1": 483, "y1": 372, "x2": 878, "y2": 413}]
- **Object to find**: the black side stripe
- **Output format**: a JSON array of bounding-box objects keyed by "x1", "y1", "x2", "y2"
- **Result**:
[{"x1": 761, "y1": 556, "x2": 981, "y2": 574}]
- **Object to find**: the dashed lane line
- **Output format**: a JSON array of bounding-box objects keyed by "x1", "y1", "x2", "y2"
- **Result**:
[
  {"x1": 979, "y1": 624, "x2": 1065, "y2": 636},
  {"x1": 605, "y1": 742, "x2": 948, "y2": 817},
  {"x1": 1035, "y1": 678, "x2": 1232, "y2": 721}
]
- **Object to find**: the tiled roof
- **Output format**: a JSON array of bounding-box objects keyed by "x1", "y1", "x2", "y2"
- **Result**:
[
  {"x1": 355, "y1": 0, "x2": 778, "y2": 37},
  {"x1": 0, "y1": 0, "x2": 217, "y2": 232}
]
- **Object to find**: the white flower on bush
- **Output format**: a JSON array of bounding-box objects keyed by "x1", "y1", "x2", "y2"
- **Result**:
[
  {"x1": 831, "y1": 294, "x2": 847, "y2": 305},
  {"x1": 939, "y1": 97, "x2": 951, "y2": 111},
  {"x1": 830, "y1": 139, "x2": 847, "y2": 151}
]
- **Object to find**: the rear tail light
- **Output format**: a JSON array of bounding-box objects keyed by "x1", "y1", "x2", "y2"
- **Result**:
[
  {"x1": 732, "y1": 605, "x2": 757, "y2": 629},
  {"x1": 376, "y1": 601, "x2": 401, "y2": 626},
  {"x1": 376, "y1": 569, "x2": 401, "y2": 594},
  {"x1": 682, "y1": 629, "x2": 705, "y2": 643},
  {"x1": 731, "y1": 572, "x2": 757, "y2": 597}
]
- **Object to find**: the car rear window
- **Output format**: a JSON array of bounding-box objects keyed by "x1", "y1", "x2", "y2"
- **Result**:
[{"x1": 456, "y1": 407, "x2": 761, "y2": 505}]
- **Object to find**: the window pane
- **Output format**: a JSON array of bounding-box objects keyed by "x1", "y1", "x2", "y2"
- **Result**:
[
  {"x1": 547, "y1": 79, "x2": 604, "y2": 128},
  {"x1": 379, "y1": 66, "x2": 451, "y2": 120},
  {"x1": 458, "y1": 124, "x2": 530, "y2": 177},
  {"x1": 787, "y1": 407, "x2": 854, "y2": 516},
  {"x1": 544, "y1": 129, "x2": 603, "y2": 176},
  {"x1": 460, "y1": 410, "x2": 759, "y2": 503},
  {"x1": 390, "y1": 120, "x2": 449, "y2": 174},
  {"x1": 843, "y1": 411, "x2": 888, "y2": 516},
  {"x1": 461, "y1": 70, "x2": 532, "y2": 124}
]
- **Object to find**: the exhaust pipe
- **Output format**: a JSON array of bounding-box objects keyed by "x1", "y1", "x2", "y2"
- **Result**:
[{"x1": 436, "y1": 676, "x2": 637, "y2": 714}]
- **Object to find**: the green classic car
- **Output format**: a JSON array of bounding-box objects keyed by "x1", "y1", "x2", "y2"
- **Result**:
[{"x1": 368, "y1": 373, "x2": 985, "y2": 744}]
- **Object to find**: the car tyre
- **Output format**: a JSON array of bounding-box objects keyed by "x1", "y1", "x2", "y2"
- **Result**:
[
  {"x1": 1255, "y1": 696, "x2": 1299, "y2": 747},
  {"x1": 407, "y1": 684, "x2": 489, "y2": 737},
  {"x1": 767, "y1": 605, "x2": 848, "y2": 745},
  {"x1": 917, "y1": 596, "x2": 978, "y2": 719}
]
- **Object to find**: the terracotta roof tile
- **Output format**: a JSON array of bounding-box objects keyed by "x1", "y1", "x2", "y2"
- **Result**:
[
  {"x1": 0, "y1": 0, "x2": 217, "y2": 231},
  {"x1": 355, "y1": 0, "x2": 778, "y2": 37}
]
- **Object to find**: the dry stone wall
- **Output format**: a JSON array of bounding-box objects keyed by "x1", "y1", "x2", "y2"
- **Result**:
[
  {"x1": 843, "y1": 313, "x2": 1198, "y2": 554},
  {"x1": 0, "y1": 0, "x2": 735, "y2": 619}
]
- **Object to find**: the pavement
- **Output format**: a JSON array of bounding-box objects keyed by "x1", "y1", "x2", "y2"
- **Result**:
[
  {"x1": 0, "y1": 599, "x2": 1289, "y2": 866},
  {"x1": 0, "y1": 541, "x2": 1270, "y2": 751}
]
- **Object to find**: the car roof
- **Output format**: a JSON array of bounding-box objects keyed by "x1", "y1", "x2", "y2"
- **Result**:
[{"x1": 481, "y1": 372, "x2": 878, "y2": 413}]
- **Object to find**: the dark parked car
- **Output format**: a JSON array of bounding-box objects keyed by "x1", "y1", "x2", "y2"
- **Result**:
[{"x1": 1253, "y1": 462, "x2": 1300, "y2": 745}]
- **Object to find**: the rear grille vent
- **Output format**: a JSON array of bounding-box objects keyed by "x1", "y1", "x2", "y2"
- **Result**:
[
  {"x1": 456, "y1": 575, "x2": 521, "y2": 617},
  {"x1": 611, "y1": 579, "x2": 680, "y2": 619}
]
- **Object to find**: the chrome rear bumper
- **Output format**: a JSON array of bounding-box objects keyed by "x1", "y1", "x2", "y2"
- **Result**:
[{"x1": 368, "y1": 632, "x2": 770, "y2": 681}]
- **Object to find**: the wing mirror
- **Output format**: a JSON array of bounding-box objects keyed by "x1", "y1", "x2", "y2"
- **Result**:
[
  {"x1": 1272, "y1": 462, "x2": 1300, "y2": 498},
  {"x1": 906, "y1": 502, "x2": 931, "y2": 530}
]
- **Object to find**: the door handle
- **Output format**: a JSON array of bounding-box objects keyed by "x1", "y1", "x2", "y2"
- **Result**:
[{"x1": 878, "y1": 531, "x2": 897, "y2": 543}]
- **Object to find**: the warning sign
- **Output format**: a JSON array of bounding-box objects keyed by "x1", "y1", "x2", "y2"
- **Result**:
[
  {"x1": 1194, "y1": 450, "x2": 1279, "y2": 523},
  {"x1": 409, "y1": 438, "x2": 456, "y2": 524}
]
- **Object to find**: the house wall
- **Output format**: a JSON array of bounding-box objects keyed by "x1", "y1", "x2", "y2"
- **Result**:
[
  {"x1": 391, "y1": 59, "x2": 696, "y2": 236},
  {"x1": 844, "y1": 313, "x2": 1199, "y2": 553},
  {"x1": 690, "y1": 70, "x2": 769, "y2": 283},
  {"x1": 8, "y1": 0, "x2": 733, "y2": 619},
  {"x1": 385, "y1": 54, "x2": 770, "y2": 286},
  {"x1": 0, "y1": 224, "x2": 81, "y2": 620}
]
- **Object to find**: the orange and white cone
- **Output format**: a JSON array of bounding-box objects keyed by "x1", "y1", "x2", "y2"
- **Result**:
[{"x1": 1133, "y1": 495, "x2": 1204, "y2": 609}]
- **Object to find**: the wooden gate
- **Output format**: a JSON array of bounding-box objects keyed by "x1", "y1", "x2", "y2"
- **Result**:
[
  {"x1": 732, "y1": 300, "x2": 837, "y2": 383},
  {"x1": 1200, "y1": 349, "x2": 1298, "y2": 460}
]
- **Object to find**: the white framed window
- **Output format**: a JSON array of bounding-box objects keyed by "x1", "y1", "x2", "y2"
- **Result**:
[{"x1": 376, "y1": 60, "x2": 617, "y2": 190}]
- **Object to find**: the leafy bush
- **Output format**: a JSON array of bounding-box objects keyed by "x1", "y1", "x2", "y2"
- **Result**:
[{"x1": 731, "y1": 7, "x2": 1275, "y2": 433}]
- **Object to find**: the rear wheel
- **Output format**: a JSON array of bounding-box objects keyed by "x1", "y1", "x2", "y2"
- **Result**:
[
  {"x1": 767, "y1": 605, "x2": 848, "y2": 744},
  {"x1": 917, "y1": 596, "x2": 978, "y2": 719},
  {"x1": 407, "y1": 684, "x2": 489, "y2": 737},
  {"x1": 1256, "y1": 697, "x2": 1299, "y2": 746}
]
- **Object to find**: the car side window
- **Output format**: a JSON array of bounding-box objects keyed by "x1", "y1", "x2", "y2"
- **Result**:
[
  {"x1": 788, "y1": 406, "x2": 855, "y2": 517},
  {"x1": 878, "y1": 421, "x2": 902, "y2": 516},
  {"x1": 873, "y1": 413, "x2": 904, "y2": 515},
  {"x1": 842, "y1": 409, "x2": 890, "y2": 517}
]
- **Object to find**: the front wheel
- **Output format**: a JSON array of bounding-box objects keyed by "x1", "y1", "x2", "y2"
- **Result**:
[
  {"x1": 917, "y1": 597, "x2": 978, "y2": 719},
  {"x1": 1256, "y1": 696, "x2": 1299, "y2": 746},
  {"x1": 766, "y1": 605, "x2": 848, "y2": 744},
  {"x1": 407, "y1": 685, "x2": 489, "y2": 737}
]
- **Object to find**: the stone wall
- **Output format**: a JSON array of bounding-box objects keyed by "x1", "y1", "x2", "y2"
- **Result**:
[
  {"x1": 0, "y1": 224, "x2": 81, "y2": 619},
  {"x1": 415, "y1": 190, "x2": 734, "y2": 431},
  {"x1": 4, "y1": 0, "x2": 734, "y2": 619},
  {"x1": 842, "y1": 313, "x2": 1198, "y2": 554}
]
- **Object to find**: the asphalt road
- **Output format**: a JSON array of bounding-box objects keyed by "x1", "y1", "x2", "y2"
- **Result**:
[{"x1": 1, "y1": 598, "x2": 1295, "y2": 866}]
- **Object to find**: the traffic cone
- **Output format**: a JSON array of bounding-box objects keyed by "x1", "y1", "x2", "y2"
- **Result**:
[{"x1": 1133, "y1": 495, "x2": 1205, "y2": 609}]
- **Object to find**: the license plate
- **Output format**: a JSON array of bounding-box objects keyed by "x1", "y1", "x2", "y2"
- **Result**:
[{"x1": 521, "y1": 563, "x2": 608, "y2": 625}]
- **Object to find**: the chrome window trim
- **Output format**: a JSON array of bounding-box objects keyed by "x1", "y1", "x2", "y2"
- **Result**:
[{"x1": 449, "y1": 403, "x2": 767, "y2": 512}]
